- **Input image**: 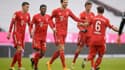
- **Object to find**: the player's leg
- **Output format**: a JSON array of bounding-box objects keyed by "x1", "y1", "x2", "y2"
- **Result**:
[
  {"x1": 46, "y1": 35, "x2": 61, "y2": 70},
  {"x1": 47, "y1": 34, "x2": 68, "y2": 70},
  {"x1": 82, "y1": 45, "x2": 96, "y2": 69},
  {"x1": 72, "y1": 33, "x2": 84, "y2": 64},
  {"x1": 10, "y1": 34, "x2": 23, "y2": 70},
  {"x1": 9, "y1": 38, "x2": 17, "y2": 70},
  {"x1": 94, "y1": 45, "x2": 106, "y2": 70},
  {"x1": 30, "y1": 40, "x2": 43, "y2": 70},
  {"x1": 17, "y1": 46, "x2": 24, "y2": 70},
  {"x1": 58, "y1": 35, "x2": 69, "y2": 70},
  {"x1": 34, "y1": 42, "x2": 46, "y2": 70},
  {"x1": 17, "y1": 36, "x2": 25, "y2": 70},
  {"x1": 71, "y1": 44, "x2": 83, "y2": 70},
  {"x1": 47, "y1": 49, "x2": 59, "y2": 70}
]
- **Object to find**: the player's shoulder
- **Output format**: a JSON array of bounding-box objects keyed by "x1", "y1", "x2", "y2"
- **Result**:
[
  {"x1": 34, "y1": 13, "x2": 40, "y2": 17},
  {"x1": 45, "y1": 14, "x2": 51, "y2": 18},
  {"x1": 27, "y1": 12, "x2": 30, "y2": 16},
  {"x1": 90, "y1": 12, "x2": 95, "y2": 16},
  {"x1": 65, "y1": 8, "x2": 72, "y2": 12},
  {"x1": 80, "y1": 11, "x2": 85, "y2": 16},
  {"x1": 53, "y1": 8, "x2": 60, "y2": 12},
  {"x1": 14, "y1": 10, "x2": 21, "y2": 15},
  {"x1": 81, "y1": 11, "x2": 86, "y2": 14},
  {"x1": 102, "y1": 16, "x2": 109, "y2": 22},
  {"x1": 66, "y1": 8, "x2": 71, "y2": 10}
]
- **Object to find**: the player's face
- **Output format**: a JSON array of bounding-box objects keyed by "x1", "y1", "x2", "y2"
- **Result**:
[
  {"x1": 22, "y1": 5, "x2": 29, "y2": 13},
  {"x1": 85, "y1": 5, "x2": 92, "y2": 12},
  {"x1": 61, "y1": 0, "x2": 68, "y2": 9},
  {"x1": 40, "y1": 8, "x2": 46, "y2": 15}
]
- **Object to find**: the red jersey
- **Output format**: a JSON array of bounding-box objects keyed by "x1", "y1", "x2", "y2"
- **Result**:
[
  {"x1": 9, "y1": 11, "x2": 30, "y2": 34},
  {"x1": 78, "y1": 11, "x2": 95, "y2": 31},
  {"x1": 31, "y1": 13, "x2": 55, "y2": 41},
  {"x1": 91, "y1": 15, "x2": 113, "y2": 39},
  {"x1": 51, "y1": 8, "x2": 83, "y2": 35}
]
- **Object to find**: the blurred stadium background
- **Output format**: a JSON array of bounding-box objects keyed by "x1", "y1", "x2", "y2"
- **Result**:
[{"x1": 0, "y1": 0, "x2": 125, "y2": 70}]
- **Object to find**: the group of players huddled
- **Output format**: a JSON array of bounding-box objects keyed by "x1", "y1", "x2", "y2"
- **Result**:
[{"x1": 7, "y1": 0, "x2": 124, "y2": 70}]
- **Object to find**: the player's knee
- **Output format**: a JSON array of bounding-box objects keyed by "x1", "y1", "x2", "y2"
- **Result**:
[
  {"x1": 88, "y1": 55, "x2": 95, "y2": 60},
  {"x1": 76, "y1": 47, "x2": 82, "y2": 53},
  {"x1": 98, "y1": 54, "x2": 104, "y2": 58}
]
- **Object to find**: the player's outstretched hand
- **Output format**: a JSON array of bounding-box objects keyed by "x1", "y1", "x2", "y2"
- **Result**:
[
  {"x1": 78, "y1": 22, "x2": 89, "y2": 27},
  {"x1": 7, "y1": 32, "x2": 11, "y2": 40},
  {"x1": 117, "y1": 36, "x2": 121, "y2": 46}
]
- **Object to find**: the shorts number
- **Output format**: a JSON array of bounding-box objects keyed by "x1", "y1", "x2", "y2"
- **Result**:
[{"x1": 95, "y1": 21, "x2": 101, "y2": 32}]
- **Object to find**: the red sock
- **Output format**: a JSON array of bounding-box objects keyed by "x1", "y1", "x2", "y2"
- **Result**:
[
  {"x1": 59, "y1": 50, "x2": 66, "y2": 68},
  {"x1": 34, "y1": 51, "x2": 44, "y2": 68},
  {"x1": 91, "y1": 59, "x2": 94, "y2": 67},
  {"x1": 50, "y1": 50, "x2": 59, "y2": 64},
  {"x1": 73, "y1": 51, "x2": 80, "y2": 63},
  {"x1": 87, "y1": 55, "x2": 95, "y2": 68},
  {"x1": 11, "y1": 52, "x2": 18, "y2": 67},
  {"x1": 17, "y1": 50, "x2": 22, "y2": 68},
  {"x1": 94, "y1": 57, "x2": 102, "y2": 69}
]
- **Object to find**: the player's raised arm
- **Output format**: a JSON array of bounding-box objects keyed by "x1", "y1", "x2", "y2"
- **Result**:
[
  {"x1": 69, "y1": 9, "x2": 83, "y2": 23},
  {"x1": 111, "y1": 25, "x2": 119, "y2": 32},
  {"x1": 106, "y1": 19, "x2": 119, "y2": 32}
]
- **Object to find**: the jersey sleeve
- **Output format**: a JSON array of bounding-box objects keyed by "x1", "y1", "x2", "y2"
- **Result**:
[
  {"x1": 51, "y1": 9, "x2": 57, "y2": 19},
  {"x1": 8, "y1": 12, "x2": 17, "y2": 33},
  {"x1": 30, "y1": 15, "x2": 36, "y2": 33},
  {"x1": 89, "y1": 13, "x2": 95, "y2": 25},
  {"x1": 69, "y1": 9, "x2": 83, "y2": 22},
  {"x1": 48, "y1": 15, "x2": 55, "y2": 29},
  {"x1": 27, "y1": 14, "x2": 31, "y2": 34},
  {"x1": 77, "y1": 13, "x2": 84, "y2": 30},
  {"x1": 106, "y1": 19, "x2": 113, "y2": 29}
]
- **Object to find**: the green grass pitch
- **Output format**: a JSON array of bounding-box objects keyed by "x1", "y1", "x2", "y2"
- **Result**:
[{"x1": 0, "y1": 58, "x2": 125, "y2": 70}]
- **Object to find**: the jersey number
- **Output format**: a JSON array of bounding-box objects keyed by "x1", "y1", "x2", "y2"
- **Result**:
[{"x1": 95, "y1": 21, "x2": 101, "y2": 32}]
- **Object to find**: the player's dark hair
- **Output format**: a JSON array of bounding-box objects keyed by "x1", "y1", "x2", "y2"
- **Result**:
[
  {"x1": 85, "y1": 1, "x2": 92, "y2": 7},
  {"x1": 40, "y1": 4, "x2": 47, "y2": 9},
  {"x1": 97, "y1": 6, "x2": 104, "y2": 13},
  {"x1": 60, "y1": 0, "x2": 64, "y2": 3},
  {"x1": 22, "y1": 2, "x2": 29, "y2": 6}
]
